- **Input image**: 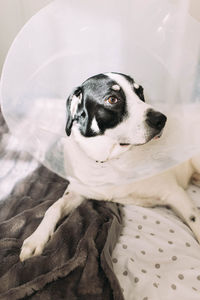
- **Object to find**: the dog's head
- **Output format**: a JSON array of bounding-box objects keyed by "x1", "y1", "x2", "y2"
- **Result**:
[{"x1": 65, "y1": 72, "x2": 167, "y2": 160}]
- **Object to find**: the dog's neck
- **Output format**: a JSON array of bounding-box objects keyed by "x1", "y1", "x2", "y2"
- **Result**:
[{"x1": 72, "y1": 126, "x2": 131, "y2": 162}]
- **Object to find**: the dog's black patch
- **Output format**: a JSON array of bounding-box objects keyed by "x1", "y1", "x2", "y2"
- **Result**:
[
  {"x1": 112, "y1": 72, "x2": 145, "y2": 102},
  {"x1": 69, "y1": 73, "x2": 129, "y2": 137},
  {"x1": 134, "y1": 85, "x2": 145, "y2": 102},
  {"x1": 65, "y1": 72, "x2": 146, "y2": 137}
]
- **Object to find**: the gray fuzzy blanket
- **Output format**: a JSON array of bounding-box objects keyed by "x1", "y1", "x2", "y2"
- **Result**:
[{"x1": 0, "y1": 109, "x2": 124, "y2": 300}]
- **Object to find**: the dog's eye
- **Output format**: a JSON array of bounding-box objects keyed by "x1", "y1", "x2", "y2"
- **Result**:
[{"x1": 107, "y1": 97, "x2": 118, "y2": 104}]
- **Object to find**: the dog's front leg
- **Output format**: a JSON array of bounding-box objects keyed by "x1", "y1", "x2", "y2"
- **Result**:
[
  {"x1": 20, "y1": 187, "x2": 84, "y2": 262},
  {"x1": 165, "y1": 187, "x2": 200, "y2": 244}
]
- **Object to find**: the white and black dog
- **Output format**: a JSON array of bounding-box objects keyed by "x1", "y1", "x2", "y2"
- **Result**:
[{"x1": 20, "y1": 72, "x2": 200, "y2": 261}]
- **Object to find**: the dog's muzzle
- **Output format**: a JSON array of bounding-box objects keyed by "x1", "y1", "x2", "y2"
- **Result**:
[{"x1": 146, "y1": 109, "x2": 167, "y2": 132}]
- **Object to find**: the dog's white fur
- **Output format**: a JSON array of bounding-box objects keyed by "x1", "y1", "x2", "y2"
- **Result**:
[{"x1": 20, "y1": 73, "x2": 200, "y2": 262}]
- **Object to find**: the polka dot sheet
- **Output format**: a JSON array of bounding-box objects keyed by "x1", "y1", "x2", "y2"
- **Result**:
[{"x1": 112, "y1": 185, "x2": 200, "y2": 300}]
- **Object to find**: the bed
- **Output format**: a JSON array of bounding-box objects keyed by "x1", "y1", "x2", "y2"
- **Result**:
[
  {"x1": 1, "y1": 108, "x2": 200, "y2": 300},
  {"x1": 112, "y1": 187, "x2": 200, "y2": 300}
]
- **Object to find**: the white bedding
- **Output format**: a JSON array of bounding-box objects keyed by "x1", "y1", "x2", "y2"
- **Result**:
[{"x1": 112, "y1": 184, "x2": 200, "y2": 300}]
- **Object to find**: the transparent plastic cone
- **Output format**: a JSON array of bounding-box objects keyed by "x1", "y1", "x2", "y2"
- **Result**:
[{"x1": 1, "y1": 0, "x2": 200, "y2": 182}]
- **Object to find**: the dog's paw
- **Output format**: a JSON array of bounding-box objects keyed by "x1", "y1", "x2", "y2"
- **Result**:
[{"x1": 20, "y1": 233, "x2": 48, "y2": 262}]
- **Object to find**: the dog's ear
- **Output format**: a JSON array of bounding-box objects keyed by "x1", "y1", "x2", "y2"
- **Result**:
[{"x1": 65, "y1": 86, "x2": 83, "y2": 136}]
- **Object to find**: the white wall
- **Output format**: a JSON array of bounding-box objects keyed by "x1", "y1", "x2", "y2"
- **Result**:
[
  {"x1": 0, "y1": 0, "x2": 52, "y2": 74},
  {"x1": 189, "y1": 0, "x2": 200, "y2": 21}
]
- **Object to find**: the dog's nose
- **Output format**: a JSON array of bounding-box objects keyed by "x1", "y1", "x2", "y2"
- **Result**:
[{"x1": 146, "y1": 109, "x2": 167, "y2": 130}]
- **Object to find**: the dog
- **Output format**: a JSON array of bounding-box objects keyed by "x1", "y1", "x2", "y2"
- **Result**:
[{"x1": 20, "y1": 72, "x2": 200, "y2": 262}]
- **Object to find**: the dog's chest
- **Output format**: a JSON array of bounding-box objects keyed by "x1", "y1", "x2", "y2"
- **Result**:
[{"x1": 63, "y1": 138, "x2": 137, "y2": 188}]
